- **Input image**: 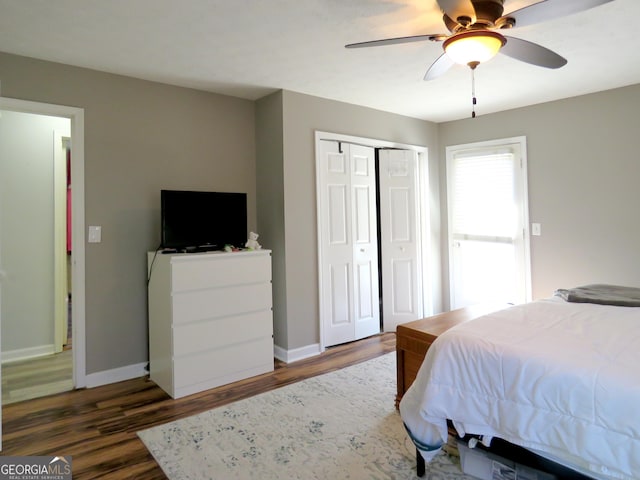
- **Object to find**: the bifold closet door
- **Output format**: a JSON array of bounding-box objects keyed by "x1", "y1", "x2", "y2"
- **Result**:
[
  {"x1": 317, "y1": 140, "x2": 380, "y2": 347},
  {"x1": 378, "y1": 149, "x2": 423, "y2": 332}
]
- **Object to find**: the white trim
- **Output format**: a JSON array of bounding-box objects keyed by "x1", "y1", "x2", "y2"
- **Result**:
[
  {"x1": 314, "y1": 131, "x2": 430, "y2": 350},
  {"x1": 0, "y1": 97, "x2": 87, "y2": 388},
  {"x1": 53, "y1": 129, "x2": 70, "y2": 354},
  {"x1": 85, "y1": 362, "x2": 148, "y2": 389},
  {"x1": 2, "y1": 345, "x2": 56, "y2": 364},
  {"x1": 418, "y1": 150, "x2": 434, "y2": 317},
  {"x1": 315, "y1": 131, "x2": 428, "y2": 152},
  {"x1": 274, "y1": 343, "x2": 323, "y2": 364}
]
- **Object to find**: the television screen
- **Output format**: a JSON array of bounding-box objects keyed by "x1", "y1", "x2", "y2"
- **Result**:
[{"x1": 161, "y1": 190, "x2": 247, "y2": 251}]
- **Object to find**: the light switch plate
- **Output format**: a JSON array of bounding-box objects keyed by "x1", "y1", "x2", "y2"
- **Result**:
[
  {"x1": 532, "y1": 223, "x2": 541, "y2": 236},
  {"x1": 88, "y1": 225, "x2": 102, "y2": 243}
]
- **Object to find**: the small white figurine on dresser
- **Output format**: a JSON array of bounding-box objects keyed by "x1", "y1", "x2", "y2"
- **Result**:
[{"x1": 245, "y1": 231, "x2": 262, "y2": 250}]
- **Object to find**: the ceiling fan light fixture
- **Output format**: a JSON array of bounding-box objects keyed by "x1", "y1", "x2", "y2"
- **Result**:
[{"x1": 443, "y1": 30, "x2": 506, "y2": 66}]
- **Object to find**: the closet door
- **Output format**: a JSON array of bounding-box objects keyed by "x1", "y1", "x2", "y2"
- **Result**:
[
  {"x1": 317, "y1": 140, "x2": 379, "y2": 347},
  {"x1": 378, "y1": 149, "x2": 423, "y2": 332},
  {"x1": 350, "y1": 144, "x2": 380, "y2": 340}
]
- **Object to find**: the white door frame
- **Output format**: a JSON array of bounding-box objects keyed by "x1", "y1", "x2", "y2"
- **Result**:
[
  {"x1": 315, "y1": 131, "x2": 430, "y2": 351},
  {"x1": 53, "y1": 129, "x2": 70, "y2": 354},
  {"x1": 0, "y1": 97, "x2": 87, "y2": 389}
]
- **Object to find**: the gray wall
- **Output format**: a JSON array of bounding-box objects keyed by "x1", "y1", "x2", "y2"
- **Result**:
[
  {"x1": 0, "y1": 52, "x2": 256, "y2": 374},
  {"x1": 255, "y1": 91, "x2": 287, "y2": 348},
  {"x1": 275, "y1": 90, "x2": 440, "y2": 351},
  {"x1": 0, "y1": 111, "x2": 70, "y2": 354},
  {"x1": 3, "y1": 49, "x2": 638, "y2": 372},
  {"x1": 439, "y1": 84, "x2": 640, "y2": 304}
]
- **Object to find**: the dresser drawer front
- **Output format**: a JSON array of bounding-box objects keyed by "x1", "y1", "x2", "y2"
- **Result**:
[
  {"x1": 172, "y1": 283, "x2": 271, "y2": 324},
  {"x1": 171, "y1": 254, "x2": 271, "y2": 292},
  {"x1": 173, "y1": 310, "x2": 273, "y2": 355},
  {"x1": 173, "y1": 338, "x2": 274, "y2": 389}
]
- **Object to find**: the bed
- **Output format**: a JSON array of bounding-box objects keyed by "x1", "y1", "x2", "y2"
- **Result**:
[{"x1": 399, "y1": 285, "x2": 640, "y2": 480}]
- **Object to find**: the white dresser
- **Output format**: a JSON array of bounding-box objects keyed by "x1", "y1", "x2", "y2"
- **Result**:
[{"x1": 147, "y1": 250, "x2": 274, "y2": 398}]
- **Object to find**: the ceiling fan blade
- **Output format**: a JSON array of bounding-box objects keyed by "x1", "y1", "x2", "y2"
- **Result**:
[
  {"x1": 501, "y1": 36, "x2": 567, "y2": 69},
  {"x1": 424, "y1": 53, "x2": 455, "y2": 81},
  {"x1": 345, "y1": 34, "x2": 446, "y2": 48},
  {"x1": 503, "y1": 0, "x2": 614, "y2": 29},
  {"x1": 437, "y1": 0, "x2": 476, "y2": 24}
]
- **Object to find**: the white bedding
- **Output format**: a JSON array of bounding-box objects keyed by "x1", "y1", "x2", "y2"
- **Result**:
[{"x1": 399, "y1": 297, "x2": 640, "y2": 480}]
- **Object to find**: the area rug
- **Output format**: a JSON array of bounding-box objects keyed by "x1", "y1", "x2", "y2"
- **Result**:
[{"x1": 138, "y1": 353, "x2": 470, "y2": 479}]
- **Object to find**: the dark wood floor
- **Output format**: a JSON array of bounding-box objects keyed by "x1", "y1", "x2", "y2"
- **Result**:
[{"x1": 2, "y1": 333, "x2": 396, "y2": 479}]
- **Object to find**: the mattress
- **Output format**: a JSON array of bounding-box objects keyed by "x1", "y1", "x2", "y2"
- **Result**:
[{"x1": 399, "y1": 297, "x2": 640, "y2": 480}]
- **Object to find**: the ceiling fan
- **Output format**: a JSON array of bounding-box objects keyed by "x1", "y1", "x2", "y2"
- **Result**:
[{"x1": 346, "y1": 0, "x2": 614, "y2": 81}]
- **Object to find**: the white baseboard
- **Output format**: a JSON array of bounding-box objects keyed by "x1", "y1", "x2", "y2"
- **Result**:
[
  {"x1": 2, "y1": 344, "x2": 55, "y2": 364},
  {"x1": 85, "y1": 362, "x2": 148, "y2": 388},
  {"x1": 274, "y1": 343, "x2": 323, "y2": 363}
]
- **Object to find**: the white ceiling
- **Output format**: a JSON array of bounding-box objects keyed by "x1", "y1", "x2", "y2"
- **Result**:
[{"x1": 1, "y1": 0, "x2": 639, "y2": 122}]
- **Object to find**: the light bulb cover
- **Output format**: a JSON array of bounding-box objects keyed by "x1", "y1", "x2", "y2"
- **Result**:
[{"x1": 443, "y1": 30, "x2": 506, "y2": 66}]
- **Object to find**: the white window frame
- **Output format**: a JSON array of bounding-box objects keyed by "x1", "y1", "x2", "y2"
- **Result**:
[{"x1": 446, "y1": 136, "x2": 532, "y2": 308}]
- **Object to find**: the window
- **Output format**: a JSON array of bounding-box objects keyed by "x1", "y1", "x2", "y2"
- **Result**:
[{"x1": 447, "y1": 137, "x2": 531, "y2": 308}]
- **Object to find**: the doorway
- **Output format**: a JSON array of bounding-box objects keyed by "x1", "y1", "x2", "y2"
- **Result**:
[
  {"x1": 0, "y1": 112, "x2": 73, "y2": 404},
  {"x1": 0, "y1": 97, "x2": 86, "y2": 428},
  {"x1": 315, "y1": 131, "x2": 431, "y2": 349}
]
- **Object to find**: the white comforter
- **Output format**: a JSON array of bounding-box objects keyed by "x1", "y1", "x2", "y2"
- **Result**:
[{"x1": 399, "y1": 298, "x2": 640, "y2": 480}]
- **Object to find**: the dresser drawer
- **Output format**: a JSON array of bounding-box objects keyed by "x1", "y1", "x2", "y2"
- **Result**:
[
  {"x1": 173, "y1": 310, "x2": 273, "y2": 355},
  {"x1": 173, "y1": 337, "x2": 274, "y2": 390},
  {"x1": 171, "y1": 253, "x2": 271, "y2": 292},
  {"x1": 172, "y1": 283, "x2": 272, "y2": 324}
]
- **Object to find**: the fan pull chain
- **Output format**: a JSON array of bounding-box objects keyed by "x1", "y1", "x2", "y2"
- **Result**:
[{"x1": 471, "y1": 66, "x2": 477, "y2": 119}]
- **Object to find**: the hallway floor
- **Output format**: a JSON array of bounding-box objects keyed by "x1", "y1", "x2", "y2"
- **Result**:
[{"x1": 2, "y1": 349, "x2": 73, "y2": 404}]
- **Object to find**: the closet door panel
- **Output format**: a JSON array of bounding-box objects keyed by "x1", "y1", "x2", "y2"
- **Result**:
[
  {"x1": 318, "y1": 141, "x2": 381, "y2": 346},
  {"x1": 318, "y1": 140, "x2": 355, "y2": 347},
  {"x1": 379, "y1": 149, "x2": 423, "y2": 333},
  {"x1": 350, "y1": 144, "x2": 380, "y2": 340}
]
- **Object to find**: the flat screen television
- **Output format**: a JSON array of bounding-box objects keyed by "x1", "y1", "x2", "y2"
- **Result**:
[{"x1": 161, "y1": 189, "x2": 247, "y2": 251}]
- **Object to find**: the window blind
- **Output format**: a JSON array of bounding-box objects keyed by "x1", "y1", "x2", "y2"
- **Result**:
[{"x1": 450, "y1": 151, "x2": 516, "y2": 240}]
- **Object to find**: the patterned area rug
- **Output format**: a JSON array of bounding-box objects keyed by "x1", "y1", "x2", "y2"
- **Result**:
[{"x1": 138, "y1": 353, "x2": 471, "y2": 479}]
